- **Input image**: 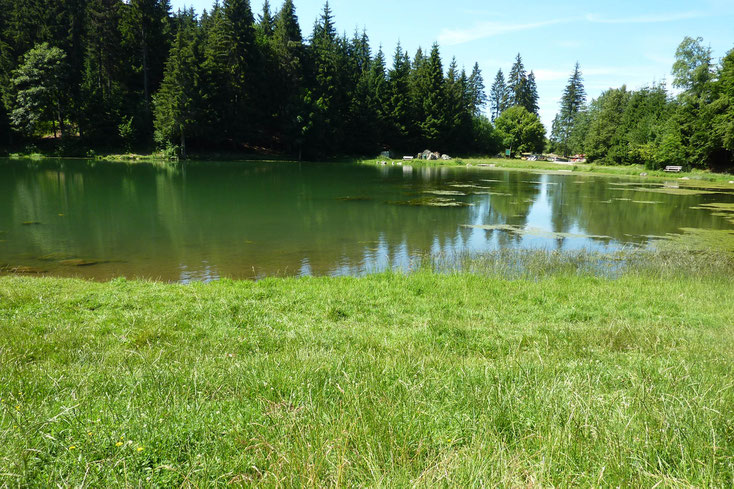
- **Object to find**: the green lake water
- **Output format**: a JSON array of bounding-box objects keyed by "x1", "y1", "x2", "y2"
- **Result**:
[{"x1": 1, "y1": 158, "x2": 733, "y2": 282}]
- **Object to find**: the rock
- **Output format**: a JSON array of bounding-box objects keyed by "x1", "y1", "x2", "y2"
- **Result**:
[
  {"x1": 680, "y1": 177, "x2": 690, "y2": 180},
  {"x1": 640, "y1": 172, "x2": 648, "y2": 176},
  {"x1": 441, "y1": 154, "x2": 451, "y2": 160}
]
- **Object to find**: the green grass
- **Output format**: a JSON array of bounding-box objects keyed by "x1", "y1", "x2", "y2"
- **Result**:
[
  {"x1": 362, "y1": 157, "x2": 734, "y2": 184},
  {"x1": 1, "y1": 258, "x2": 733, "y2": 487}
]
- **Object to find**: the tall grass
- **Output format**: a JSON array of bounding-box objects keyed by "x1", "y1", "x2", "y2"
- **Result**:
[{"x1": 1, "y1": 253, "x2": 733, "y2": 487}]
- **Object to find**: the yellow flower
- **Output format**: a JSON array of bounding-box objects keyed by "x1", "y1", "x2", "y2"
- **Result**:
[
  {"x1": 69, "y1": 446, "x2": 76, "y2": 450},
  {"x1": 88, "y1": 432, "x2": 93, "y2": 436},
  {"x1": 136, "y1": 446, "x2": 143, "y2": 452},
  {"x1": 116, "y1": 441, "x2": 124, "y2": 447}
]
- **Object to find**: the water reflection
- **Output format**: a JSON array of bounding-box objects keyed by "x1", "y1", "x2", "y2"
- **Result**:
[{"x1": 0, "y1": 158, "x2": 732, "y2": 282}]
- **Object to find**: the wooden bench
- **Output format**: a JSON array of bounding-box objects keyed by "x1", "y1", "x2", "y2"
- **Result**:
[{"x1": 664, "y1": 166, "x2": 683, "y2": 173}]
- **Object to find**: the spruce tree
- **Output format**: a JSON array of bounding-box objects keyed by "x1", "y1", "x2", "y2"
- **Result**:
[
  {"x1": 120, "y1": 0, "x2": 172, "y2": 116},
  {"x1": 386, "y1": 42, "x2": 412, "y2": 150},
  {"x1": 81, "y1": 0, "x2": 124, "y2": 141},
  {"x1": 468, "y1": 62, "x2": 487, "y2": 116},
  {"x1": 153, "y1": 9, "x2": 199, "y2": 157},
  {"x1": 554, "y1": 62, "x2": 586, "y2": 155},
  {"x1": 257, "y1": 0, "x2": 275, "y2": 37},
  {"x1": 489, "y1": 69, "x2": 507, "y2": 121},
  {"x1": 523, "y1": 71, "x2": 539, "y2": 114},
  {"x1": 507, "y1": 53, "x2": 526, "y2": 107},
  {"x1": 418, "y1": 43, "x2": 446, "y2": 149}
]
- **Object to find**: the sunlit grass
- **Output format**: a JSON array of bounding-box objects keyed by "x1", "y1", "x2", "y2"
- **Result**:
[{"x1": 1, "y1": 251, "x2": 733, "y2": 487}]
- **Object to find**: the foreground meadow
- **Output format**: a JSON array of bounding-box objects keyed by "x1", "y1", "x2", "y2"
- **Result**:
[{"x1": 1, "y1": 259, "x2": 733, "y2": 487}]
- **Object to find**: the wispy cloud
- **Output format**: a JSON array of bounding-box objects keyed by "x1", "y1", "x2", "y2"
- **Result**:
[
  {"x1": 438, "y1": 19, "x2": 566, "y2": 46},
  {"x1": 440, "y1": 10, "x2": 709, "y2": 46},
  {"x1": 584, "y1": 11, "x2": 707, "y2": 24}
]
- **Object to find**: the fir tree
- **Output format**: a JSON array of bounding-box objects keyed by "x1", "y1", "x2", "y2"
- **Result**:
[
  {"x1": 419, "y1": 43, "x2": 446, "y2": 148},
  {"x1": 508, "y1": 53, "x2": 527, "y2": 107},
  {"x1": 468, "y1": 62, "x2": 487, "y2": 116},
  {"x1": 386, "y1": 42, "x2": 412, "y2": 150},
  {"x1": 257, "y1": 0, "x2": 275, "y2": 37},
  {"x1": 523, "y1": 71, "x2": 539, "y2": 115},
  {"x1": 489, "y1": 69, "x2": 507, "y2": 121},
  {"x1": 553, "y1": 62, "x2": 586, "y2": 155},
  {"x1": 153, "y1": 9, "x2": 199, "y2": 158}
]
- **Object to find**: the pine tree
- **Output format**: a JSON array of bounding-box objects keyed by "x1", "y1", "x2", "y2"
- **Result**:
[
  {"x1": 153, "y1": 9, "x2": 199, "y2": 158},
  {"x1": 489, "y1": 69, "x2": 507, "y2": 121},
  {"x1": 120, "y1": 0, "x2": 172, "y2": 116},
  {"x1": 418, "y1": 43, "x2": 446, "y2": 148},
  {"x1": 257, "y1": 0, "x2": 275, "y2": 37},
  {"x1": 553, "y1": 62, "x2": 586, "y2": 155},
  {"x1": 523, "y1": 71, "x2": 539, "y2": 114},
  {"x1": 307, "y1": 1, "x2": 349, "y2": 154},
  {"x1": 386, "y1": 42, "x2": 412, "y2": 150},
  {"x1": 507, "y1": 53, "x2": 526, "y2": 107},
  {"x1": 468, "y1": 62, "x2": 487, "y2": 116},
  {"x1": 81, "y1": 0, "x2": 124, "y2": 141}
]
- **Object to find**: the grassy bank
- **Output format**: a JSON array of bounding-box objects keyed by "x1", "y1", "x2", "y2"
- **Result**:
[
  {"x1": 1, "y1": 265, "x2": 733, "y2": 487},
  {"x1": 363, "y1": 157, "x2": 734, "y2": 185}
]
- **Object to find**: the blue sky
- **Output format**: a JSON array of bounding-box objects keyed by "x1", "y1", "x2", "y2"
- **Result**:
[{"x1": 170, "y1": 0, "x2": 734, "y2": 129}]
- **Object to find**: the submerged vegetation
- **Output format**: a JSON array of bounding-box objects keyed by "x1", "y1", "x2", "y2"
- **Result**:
[{"x1": 1, "y1": 248, "x2": 733, "y2": 486}]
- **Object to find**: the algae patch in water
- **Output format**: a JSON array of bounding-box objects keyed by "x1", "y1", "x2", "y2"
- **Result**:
[
  {"x1": 654, "y1": 228, "x2": 734, "y2": 253},
  {"x1": 389, "y1": 197, "x2": 473, "y2": 207},
  {"x1": 690, "y1": 202, "x2": 734, "y2": 225},
  {"x1": 637, "y1": 187, "x2": 718, "y2": 196},
  {"x1": 462, "y1": 224, "x2": 610, "y2": 240},
  {"x1": 422, "y1": 190, "x2": 467, "y2": 196}
]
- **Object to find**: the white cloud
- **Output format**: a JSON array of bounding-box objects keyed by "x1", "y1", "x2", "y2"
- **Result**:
[
  {"x1": 438, "y1": 19, "x2": 567, "y2": 46},
  {"x1": 584, "y1": 11, "x2": 707, "y2": 24},
  {"x1": 439, "y1": 10, "x2": 710, "y2": 46}
]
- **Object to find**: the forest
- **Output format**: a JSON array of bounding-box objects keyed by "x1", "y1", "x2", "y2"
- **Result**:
[{"x1": 0, "y1": 0, "x2": 732, "y2": 170}]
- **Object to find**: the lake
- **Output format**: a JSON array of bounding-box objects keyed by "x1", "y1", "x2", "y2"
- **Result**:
[{"x1": 1, "y1": 158, "x2": 733, "y2": 282}]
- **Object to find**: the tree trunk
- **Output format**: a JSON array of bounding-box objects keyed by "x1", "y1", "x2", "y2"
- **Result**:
[
  {"x1": 180, "y1": 127, "x2": 186, "y2": 159},
  {"x1": 142, "y1": 26, "x2": 150, "y2": 113}
]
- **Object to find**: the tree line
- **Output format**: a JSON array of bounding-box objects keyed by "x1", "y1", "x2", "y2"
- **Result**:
[
  {"x1": 550, "y1": 37, "x2": 734, "y2": 171},
  {"x1": 1, "y1": 0, "x2": 544, "y2": 159}
]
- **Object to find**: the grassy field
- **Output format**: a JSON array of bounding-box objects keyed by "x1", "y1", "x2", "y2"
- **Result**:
[{"x1": 1, "y1": 257, "x2": 733, "y2": 487}]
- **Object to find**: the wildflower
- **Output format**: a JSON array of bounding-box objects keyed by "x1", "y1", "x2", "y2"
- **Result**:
[
  {"x1": 136, "y1": 446, "x2": 143, "y2": 452},
  {"x1": 16, "y1": 405, "x2": 20, "y2": 410},
  {"x1": 69, "y1": 446, "x2": 76, "y2": 450},
  {"x1": 88, "y1": 432, "x2": 93, "y2": 436},
  {"x1": 116, "y1": 441, "x2": 123, "y2": 447}
]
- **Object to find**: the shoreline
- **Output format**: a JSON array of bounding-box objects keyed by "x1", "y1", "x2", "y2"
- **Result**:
[{"x1": 4, "y1": 152, "x2": 734, "y2": 184}]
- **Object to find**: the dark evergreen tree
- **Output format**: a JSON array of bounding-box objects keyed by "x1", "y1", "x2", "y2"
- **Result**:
[
  {"x1": 120, "y1": 0, "x2": 172, "y2": 118},
  {"x1": 385, "y1": 42, "x2": 412, "y2": 151},
  {"x1": 523, "y1": 71, "x2": 539, "y2": 115},
  {"x1": 552, "y1": 62, "x2": 586, "y2": 155},
  {"x1": 418, "y1": 43, "x2": 446, "y2": 149},
  {"x1": 507, "y1": 53, "x2": 526, "y2": 107},
  {"x1": 257, "y1": 0, "x2": 275, "y2": 38},
  {"x1": 468, "y1": 62, "x2": 487, "y2": 116},
  {"x1": 153, "y1": 9, "x2": 199, "y2": 157},
  {"x1": 489, "y1": 69, "x2": 507, "y2": 121}
]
